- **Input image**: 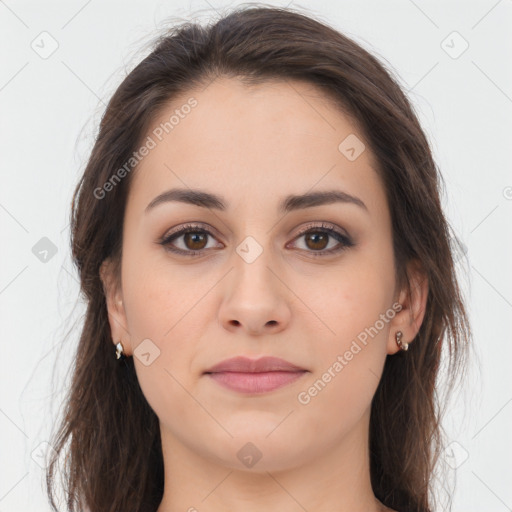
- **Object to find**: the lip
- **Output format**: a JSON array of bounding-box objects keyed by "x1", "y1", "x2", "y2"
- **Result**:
[
  {"x1": 204, "y1": 356, "x2": 306, "y2": 373},
  {"x1": 204, "y1": 356, "x2": 308, "y2": 394}
]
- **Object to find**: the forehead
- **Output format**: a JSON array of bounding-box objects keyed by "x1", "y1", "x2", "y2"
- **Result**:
[{"x1": 127, "y1": 77, "x2": 385, "y2": 217}]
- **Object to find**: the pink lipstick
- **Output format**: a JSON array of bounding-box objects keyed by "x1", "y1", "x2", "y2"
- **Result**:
[{"x1": 204, "y1": 356, "x2": 308, "y2": 394}]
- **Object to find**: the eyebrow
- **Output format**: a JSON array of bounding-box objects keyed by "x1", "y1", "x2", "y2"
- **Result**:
[{"x1": 145, "y1": 187, "x2": 368, "y2": 214}]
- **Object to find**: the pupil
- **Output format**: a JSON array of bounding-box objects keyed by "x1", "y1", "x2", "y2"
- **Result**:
[
  {"x1": 307, "y1": 232, "x2": 327, "y2": 250},
  {"x1": 185, "y1": 232, "x2": 206, "y2": 250}
]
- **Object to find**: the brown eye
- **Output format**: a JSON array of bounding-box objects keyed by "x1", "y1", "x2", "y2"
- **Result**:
[
  {"x1": 183, "y1": 232, "x2": 208, "y2": 250},
  {"x1": 304, "y1": 232, "x2": 329, "y2": 251},
  {"x1": 160, "y1": 222, "x2": 354, "y2": 257},
  {"x1": 160, "y1": 224, "x2": 223, "y2": 255},
  {"x1": 289, "y1": 223, "x2": 354, "y2": 256}
]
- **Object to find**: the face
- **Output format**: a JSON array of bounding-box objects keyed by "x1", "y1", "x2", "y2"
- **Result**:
[{"x1": 101, "y1": 77, "x2": 426, "y2": 473}]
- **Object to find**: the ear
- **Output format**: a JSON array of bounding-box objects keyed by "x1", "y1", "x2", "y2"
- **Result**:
[
  {"x1": 99, "y1": 258, "x2": 132, "y2": 356},
  {"x1": 387, "y1": 259, "x2": 429, "y2": 355}
]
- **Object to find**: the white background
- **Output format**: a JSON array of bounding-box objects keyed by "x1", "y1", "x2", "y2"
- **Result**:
[{"x1": 1, "y1": 1, "x2": 511, "y2": 511}]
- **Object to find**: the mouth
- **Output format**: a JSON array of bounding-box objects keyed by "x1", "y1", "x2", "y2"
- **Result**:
[
  {"x1": 203, "y1": 356, "x2": 308, "y2": 394},
  {"x1": 205, "y1": 371, "x2": 308, "y2": 393}
]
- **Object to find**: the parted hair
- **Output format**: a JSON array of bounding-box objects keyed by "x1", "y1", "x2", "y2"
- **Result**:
[{"x1": 46, "y1": 5, "x2": 470, "y2": 512}]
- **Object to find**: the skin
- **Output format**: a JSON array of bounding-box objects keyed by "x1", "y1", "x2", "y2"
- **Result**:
[{"x1": 101, "y1": 77, "x2": 428, "y2": 512}]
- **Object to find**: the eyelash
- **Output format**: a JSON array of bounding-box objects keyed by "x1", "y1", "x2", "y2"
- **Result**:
[{"x1": 159, "y1": 222, "x2": 354, "y2": 257}]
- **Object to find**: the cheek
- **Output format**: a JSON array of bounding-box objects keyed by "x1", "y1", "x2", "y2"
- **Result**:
[
  {"x1": 121, "y1": 259, "x2": 205, "y2": 428},
  {"x1": 120, "y1": 248, "x2": 214, "y2": 386},
  {"x1": 294, "y1": 250, "x2": 395, "y2": 405},
  {"x1": 121, "y1": 247, "x2": 206, "y2": 342},
  {"x1": 301, "y1": 252, "x2": 395, "y2": 345},
  {"x1": 294, "y1": 274, "x2": 392, "y2": 434}
]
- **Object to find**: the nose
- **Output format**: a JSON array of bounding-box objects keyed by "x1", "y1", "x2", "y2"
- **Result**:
[{"x1": 218, "y1": 251, "x2": 291, "y2": 336}]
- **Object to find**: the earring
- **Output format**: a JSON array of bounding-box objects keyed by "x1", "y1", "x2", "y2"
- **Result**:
[
  {"x1": 395, "y1": 331, "x2": 409, "y2": 351},
  {"x1": 115, "y1": 341, "x2": 125, "y2": 359}
]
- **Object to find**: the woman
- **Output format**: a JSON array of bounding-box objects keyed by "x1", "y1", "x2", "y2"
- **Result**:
[{"x1": 46, "y1": 5, "x2": 471, "y2": 512}]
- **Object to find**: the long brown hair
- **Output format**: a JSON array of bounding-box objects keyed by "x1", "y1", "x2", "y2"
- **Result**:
[{"x1": 46, "y1": 5, "x2": 471, "y2": 512}]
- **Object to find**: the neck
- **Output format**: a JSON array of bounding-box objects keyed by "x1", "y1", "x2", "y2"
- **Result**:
[{"x1": 156, "y1": 408, "x2": 387, "y2": 512}]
